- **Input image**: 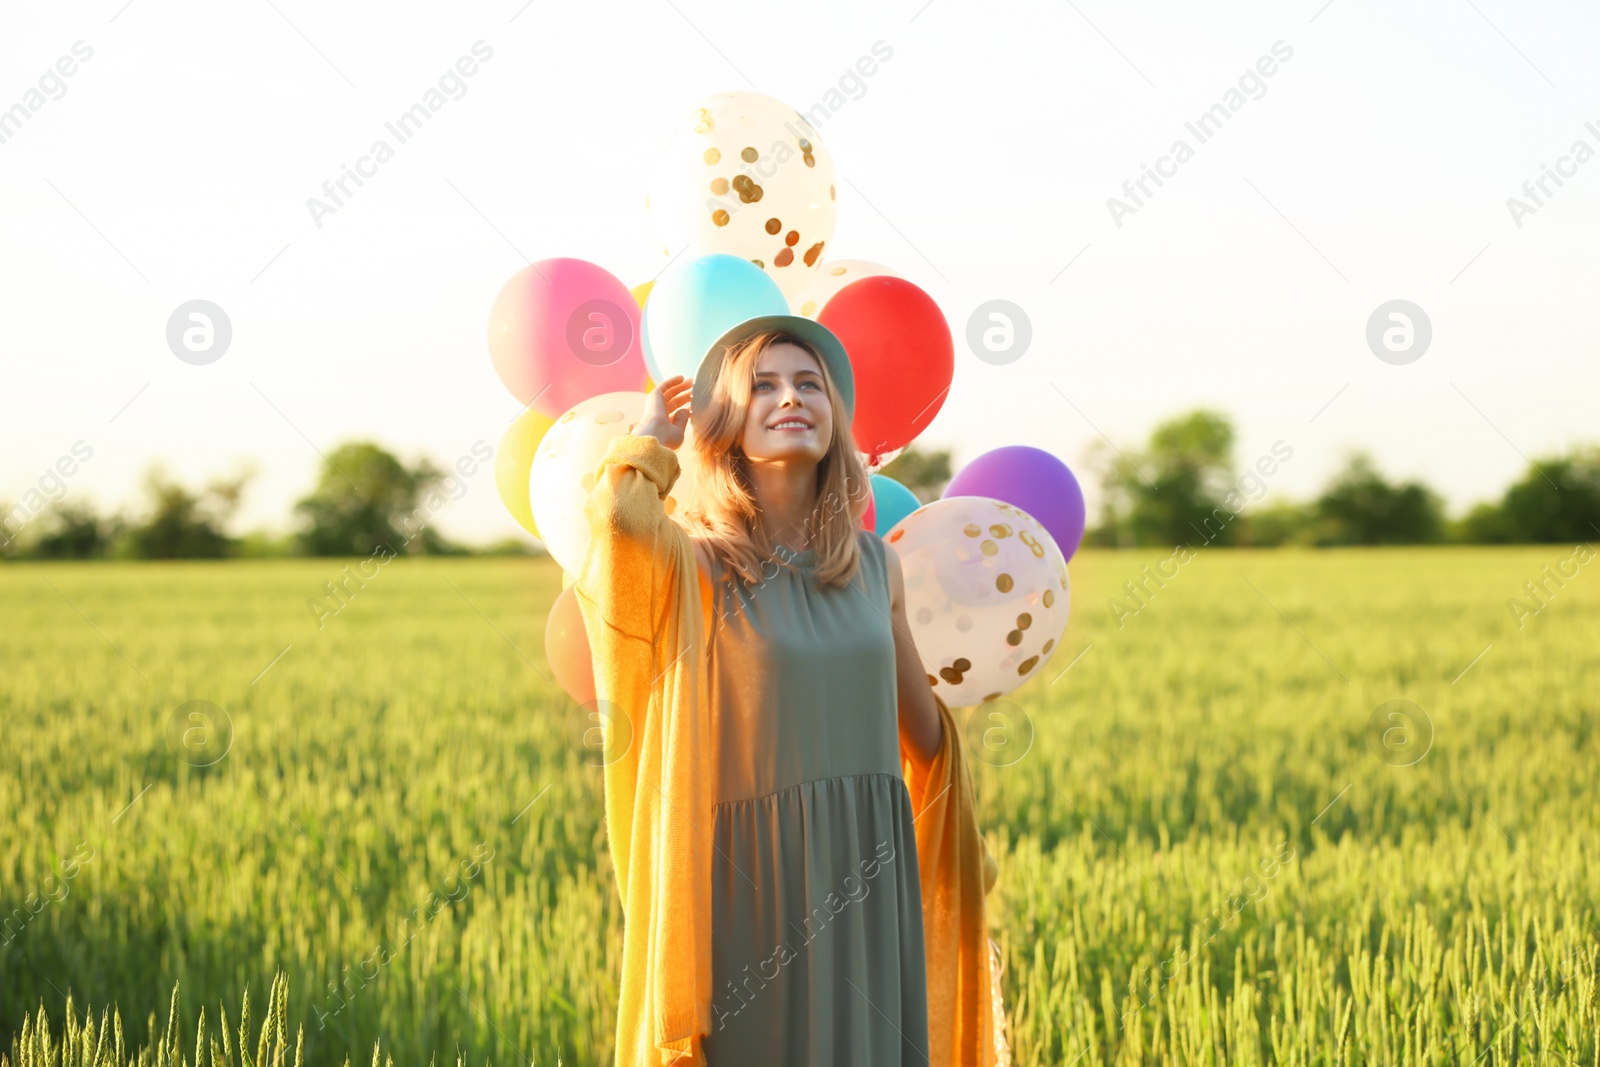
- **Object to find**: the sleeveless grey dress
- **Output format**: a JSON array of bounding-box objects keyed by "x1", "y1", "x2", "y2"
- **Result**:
[{"x1": 699, "y1": 528, "x2": 930, "y2": 1065}]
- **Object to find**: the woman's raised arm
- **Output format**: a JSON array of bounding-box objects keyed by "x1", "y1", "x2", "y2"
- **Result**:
[
  {"x1": 574, "y1": 375, "x2": 695, "y2": 638},
  {"x1": 584, "y1": 375, "x2": 691, "y2": 543}
]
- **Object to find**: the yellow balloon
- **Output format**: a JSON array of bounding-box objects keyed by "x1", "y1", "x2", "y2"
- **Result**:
[
  {"x1": 496, "y1": 406, "x2": 556, "y2": 539},
  {"x1": 632, "y1": 281, "x2": 656, "y2": 391}
]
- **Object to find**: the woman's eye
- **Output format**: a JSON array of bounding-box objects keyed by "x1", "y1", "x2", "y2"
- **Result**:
[{"x1": 754, "y1": 379, "x2": 822, "y2": 391}]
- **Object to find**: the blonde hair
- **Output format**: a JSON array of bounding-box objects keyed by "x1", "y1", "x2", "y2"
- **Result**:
[{"x1": 680, "y1": 329, "x2": 873, "y2": 589}]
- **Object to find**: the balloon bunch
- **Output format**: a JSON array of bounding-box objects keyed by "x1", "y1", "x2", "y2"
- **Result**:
[{"x1": 487, "y1": 90, "x2": 1085, "y2": 710}]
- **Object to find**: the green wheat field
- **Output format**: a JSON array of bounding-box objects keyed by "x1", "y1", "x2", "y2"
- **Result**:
[{"x1": 2, "y1": 548, "x2": 1596, "y2": 1066}]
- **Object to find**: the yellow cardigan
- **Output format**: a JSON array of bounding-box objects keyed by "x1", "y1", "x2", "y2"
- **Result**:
[{"x1": 574, "y1": 431, "x2": 1004, "y2": 1066}]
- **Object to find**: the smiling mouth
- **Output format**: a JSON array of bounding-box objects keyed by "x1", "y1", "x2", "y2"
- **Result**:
[{"x1": 768, "y1": 420, "x2": 813, "y2": 431}]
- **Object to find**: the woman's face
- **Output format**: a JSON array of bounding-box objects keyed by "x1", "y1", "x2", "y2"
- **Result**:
[{"x1": 739, "y1": 341, "x2": 834, "y2": 464}]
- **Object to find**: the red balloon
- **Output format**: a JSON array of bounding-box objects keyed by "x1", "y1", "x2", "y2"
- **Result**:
[
  {"x1": 818, "y1": 276, "x2": 953, "y2": 464},
  {"x1": 545, "y1": 583, "x2": 595, "y2": 708}
]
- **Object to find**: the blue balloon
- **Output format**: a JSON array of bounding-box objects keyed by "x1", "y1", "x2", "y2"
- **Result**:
[
  {"x1": 871, "y1": 474, "x2": 922, "y2": 537},
  {"x1": 642, "y1": 254, "x2": 788, "y2": 383}
]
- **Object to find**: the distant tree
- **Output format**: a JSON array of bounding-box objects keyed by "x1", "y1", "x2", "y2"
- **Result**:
[
  {"x1": 1091, "y1": 409, "x2": 1240, "y2": 548},
  {"x1": 1311, "y1": 452, "x2": 1444, "y2": 546},
  {"x1": 877, "y1": 444, "x2": 953, "y2": 504},
  {"x1": 0, "y1": 501, "x2": 19, "y2": 560},
  {"x1": 122, "y1": 465, "x2": 251, "y2": 559},
  {"x1": 1453, "y1": 501, "x2": 1515, "y2": 544},
  {"x1": 236, "y1": 529, "x2": 299, "y2": 558},
  {"x1": 31, "y1": 501, "x2": 115, "y2": 559},
  {"x1": 294, "y1": 441, "x2": 455, "y2": 557},
  {"x1": 1237, "y1": 500, "x2": 1315, "y2": 548},
  {"x1": 1459, "y1": 447, "x2": 1600, "y2": 544},
  {"x1": 478, "y1": 535, "x2": 542, "y2": 557}
]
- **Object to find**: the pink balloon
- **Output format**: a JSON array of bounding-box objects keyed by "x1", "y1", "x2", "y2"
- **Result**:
[{"x1": 488, "y1": 258, "x2": 646, "y2": 417}]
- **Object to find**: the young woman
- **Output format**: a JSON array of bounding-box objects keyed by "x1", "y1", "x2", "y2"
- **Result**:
[{"x1": 576, "y1": 314, "x2": 1001, "y2": 1067}]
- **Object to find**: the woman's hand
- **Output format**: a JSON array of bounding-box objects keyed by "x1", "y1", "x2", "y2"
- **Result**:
[{"x1": 634, "y1": 374, "x2": 693, "y2": 451}]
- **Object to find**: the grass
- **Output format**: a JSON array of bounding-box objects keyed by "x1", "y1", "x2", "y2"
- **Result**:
[{"x1": 1, "y1": 548, "x2": 1596, "y2": 1065}]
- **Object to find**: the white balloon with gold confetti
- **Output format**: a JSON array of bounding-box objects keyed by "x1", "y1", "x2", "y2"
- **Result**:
[
  {"x1": 886, "y1": 495, "x2": 1071, "y2": 708},
  {"x1": 529, "y1": 391, "x2": 700, "y2": 574},
  {"x1": 646, "y1": 91, "x2": 837, "y2": 305},
  {"x1": 790, "y1": 258, "x2": 901, "y2": 319}
]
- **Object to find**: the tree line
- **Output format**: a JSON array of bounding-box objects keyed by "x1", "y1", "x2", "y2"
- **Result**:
[
  {"x1": 4, "y1": 413, "x2": 1595, "y2": 560},
  {"x1": 873, "y1": 408, "x2": 1597, "y2": 549},
  {"x1": 0, "y1": 442, "x2": 532, "y2": 561},
  {"x1": 1077, "y1": 410, "x2": 1600, "y2": 549}
]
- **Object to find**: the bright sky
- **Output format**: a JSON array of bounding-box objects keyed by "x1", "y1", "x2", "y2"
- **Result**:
[{"x1": 4, "y1": 0, "x2": 1598, "y2": 545}]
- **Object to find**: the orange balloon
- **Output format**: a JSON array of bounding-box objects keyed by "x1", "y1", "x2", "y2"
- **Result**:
[{"x1": 545, "y1": 583, "x2": 595, "y2": 707}]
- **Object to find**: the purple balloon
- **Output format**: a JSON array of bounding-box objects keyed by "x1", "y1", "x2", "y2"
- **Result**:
[{"x1": 943, "y1": 445, "x2": 1086, "y2": 562}]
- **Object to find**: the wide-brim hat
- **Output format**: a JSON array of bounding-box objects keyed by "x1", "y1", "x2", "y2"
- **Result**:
[{"x1": 691, "y1": 314, "x2": 855, "y2": 422}]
